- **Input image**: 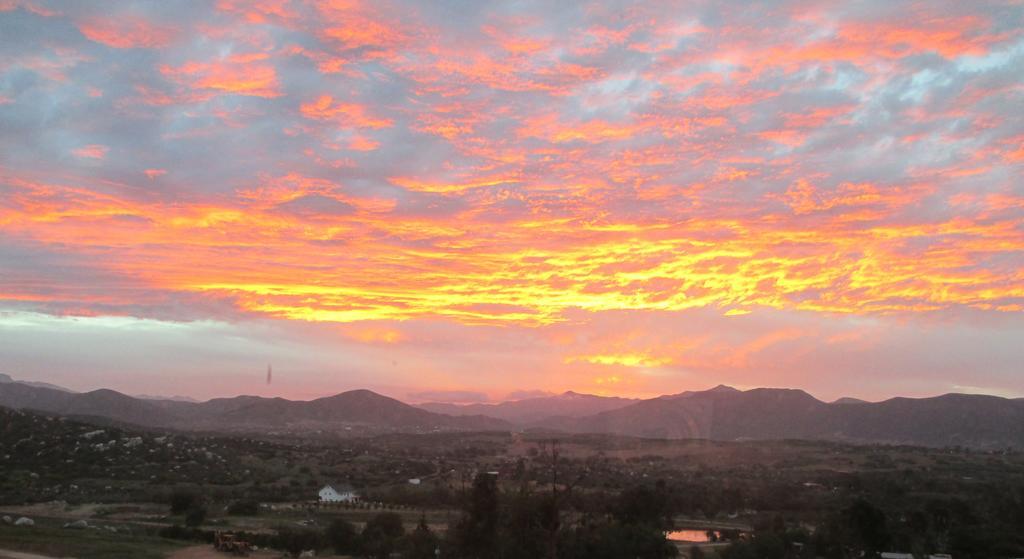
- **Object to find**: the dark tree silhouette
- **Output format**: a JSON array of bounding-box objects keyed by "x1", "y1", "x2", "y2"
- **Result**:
[
  {"x1": 360, "y1": 512, "x2": 405, "y2": 559},
  {"x1": 406, "y1": 515, "x2": 440, "y2": 559},
  {"x1": 327, "y1": 517, "x2": 358, "y2": 555}
]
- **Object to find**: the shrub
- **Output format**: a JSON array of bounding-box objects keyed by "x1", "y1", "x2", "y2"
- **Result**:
[
  {"x1": 185, "y1": 504, "x2": 207, "y2": 527},
  {"x1": 327, "y1": 518, "x2": 358, "y2": 554},
  {"x1": 227, "y1": 500, "x2": 259, "y2": 516},
  {"x1": 169, "y1": 490, "x2": 200, "y2": 515}
]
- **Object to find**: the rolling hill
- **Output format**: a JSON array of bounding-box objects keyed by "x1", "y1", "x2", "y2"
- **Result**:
[
  {"x1": 206, "y1": 389, "x2": 508, "y2": 431},
  {"x1": 539, "y1": 385, "x2": 1024, "y2": 449},
  {"x1": 0, "y1": 382, "x2": 182, "y2": 427},
  {"x1": 0, "y1": 382, "x2": 507, "y2": 433}
]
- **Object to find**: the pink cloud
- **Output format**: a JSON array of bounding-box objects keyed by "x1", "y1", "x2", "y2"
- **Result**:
[
  {"x1": 78, "y1": 16, "x2": 177, "y2": 48},
  {"x1": 160, "y1": 56, "x2": 282, "y2": 98},
  {"x1": 72, "y1": 144, "x2": 108, "y2": 159}
]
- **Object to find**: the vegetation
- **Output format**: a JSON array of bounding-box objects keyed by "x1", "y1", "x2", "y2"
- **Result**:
[
  {"x1": 3, "y1": 407, "x2": 1024, "y2": 557},
  {"x1": 719, "y1": 496, "x2": 1024, "y2": 559},
  {"x1": 0, "y1": 521, "x2": 185, "y2": 559}
]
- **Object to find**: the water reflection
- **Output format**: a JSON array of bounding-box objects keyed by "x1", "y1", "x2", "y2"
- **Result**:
[{"x1": 666, "y1": 530, "x2": 715, "y2": 543}]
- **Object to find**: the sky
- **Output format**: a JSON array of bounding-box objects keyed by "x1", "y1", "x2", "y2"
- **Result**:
[{"x1": 0, "y1": 0, "x2": 1022, "y2": 403}]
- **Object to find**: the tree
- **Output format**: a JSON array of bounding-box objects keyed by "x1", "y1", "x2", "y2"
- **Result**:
[
  {"x1": 613, "y1": 482, "x2": 675, "y2": 531},
  {"x1": 570, "y1": 482, "x2": 679, "y2": 559},
  {"x1": 169, "y1": 490, "x2": 200, "y2": 515},
  {"x1": 499, "y1": 492, "x2": 554, "y2": 559},
  {"x1": 184, "y1": 504, "x2": 206, "y2": 527},
  {"x1": 360, "y1": 512, "x2": 405, "y2": 559},
  {"x1": 406, "y1": 516, "x2": 440, "y2": 559},
  {"x1": 275, "y1": 527, "x2": 324, "y2": 556},
  {"x1": 565, "y1": 518, "x2": 678, "y2": 559},
  {"x1": 327, "y1": 518, "x2": 358, "y2": 555},
  {"x1": 449, "y1": 473, "x2": 500, "y2": 557},
  {"x1": 846, "y1": 499, "x2": 890, "y2": 556},
  {"x1": 226, "y1": 499, "x2": 259, "y2": 516},
  {"x1": 720, "y1": 541, "x2": 757, "y2": 559}
]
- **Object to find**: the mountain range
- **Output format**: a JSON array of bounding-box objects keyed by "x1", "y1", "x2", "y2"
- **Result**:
[
  {"x1": 1, "y1": 375, "x2": 1022, "y2": 448},
  {"x1": 0, "y1": 380, "x2": 507, "y2": 433},
  {"x1": 418, "y1": 391, "x2": 638, "y2": 422},
  {"x1": 540, "y1": 385, "x2": 1024, "y2": 448},
  {"x1": 0, "y1": 372, "x2": 76, "y2": 393}
]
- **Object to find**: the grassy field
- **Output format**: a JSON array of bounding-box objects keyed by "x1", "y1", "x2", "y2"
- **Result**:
[{"x1": 0, "y1": 520, "x2": 187, "y2": 559}]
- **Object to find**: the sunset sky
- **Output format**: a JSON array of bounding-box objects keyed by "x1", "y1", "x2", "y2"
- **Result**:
[{"x1": 1, "y1": 0, "x2": 1022, "y2": 403}]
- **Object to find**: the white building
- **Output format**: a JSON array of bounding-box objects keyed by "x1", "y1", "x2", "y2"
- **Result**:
[{"x1": 318, "y1": 484, "x2": 358, "y2": 503}]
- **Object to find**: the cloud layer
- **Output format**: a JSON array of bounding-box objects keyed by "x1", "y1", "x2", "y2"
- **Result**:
[{"x1": 1, "y1": 0, "x2": 1022, "y2": 400}]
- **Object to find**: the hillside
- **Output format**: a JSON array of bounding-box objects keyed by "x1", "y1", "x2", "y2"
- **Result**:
[
  {"x1": 0, "y1": 382, "x2": 183, "y2": 427},
  {"x1": 0, "y1": 382, "x2": 508, "y2": 434},
  {"x1": 207, "y1": 389, "x2": 508, "y2": 431},
  {"x1": 541, "y1": 386, "x2": 1024, "y2": 448}
]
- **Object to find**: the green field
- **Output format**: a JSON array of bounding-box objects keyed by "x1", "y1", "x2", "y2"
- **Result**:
[{"x1": 0, "y1": 521, "x2": 186, "y2": 559}]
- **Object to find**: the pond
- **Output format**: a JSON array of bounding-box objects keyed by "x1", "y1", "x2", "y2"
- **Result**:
[{"x1": 666, "y1": 530, "x2": 715, "y2": 543}]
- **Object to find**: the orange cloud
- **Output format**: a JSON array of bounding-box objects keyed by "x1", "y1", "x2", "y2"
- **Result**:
[
  {"x1": 300, "y1": 95, "x2": 393, "y2": 129},
  {"x1": 343, "y1": 325, "x2": 405, "y2": 344},
  {"x1": 347, "y1": 135, "x2": 380, "y2": 151},
  {"x1": 566, "y1": 353, "x2": 672, "y2": 368},
  {"x1": 388, "y1": 173, "x2": 521, "y2": 194},
  {"x1": 160, "y1": 57, "x2": 281, "y2": 98},
  {"x1": 5, "y1": 157, "x2": 1018, "y2": 329},
  {"x1": 774, "y1": 180, "x2": 931, "y2": 216},
  {"x1": 215, "y1": 0, "x2": 299, "y2": 25},
  {"x1": 1, "y1": 0, "x2": 1023, "y2": 401},
  {"x1": 518, "y1": 113, "x2": 646, "y2": 144},
  {"x1": 78, "y1": 16, "x2": 176, "y2": 48}
]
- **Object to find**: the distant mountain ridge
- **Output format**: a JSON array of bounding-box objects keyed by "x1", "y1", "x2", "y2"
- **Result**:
[
  {"x1": 0, "y1": 372, "x2": 76, "y2": 393},
  {"x1": 0, "y1": 381, "x2": 507, "y2": 434},
  {"x1": 418, "y1": 390, "x2": 637, "y2": 423},
  {"x1": 833, "y1": 397, "x2": 869, "y2": 405},
  {"x1": 539, "y1": 386, "x2": 1024, "y2": 449},
  {"x1": 0, "y1": 383, "x2": 181, "y2": 427},
  {"x1": 1, "y1": 378, "x2": 1022, "y2": 448},
  {"x1": 136, "y1": 394, "x2": 200, "y2": 403},
  {"x1": 208, "y1": 389, "x2": 507, "y2": 431}
]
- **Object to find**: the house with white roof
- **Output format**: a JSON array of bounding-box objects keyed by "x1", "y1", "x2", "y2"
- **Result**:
[{"x1": 318, "y1": 484, "x2": 358, "y2": 503}]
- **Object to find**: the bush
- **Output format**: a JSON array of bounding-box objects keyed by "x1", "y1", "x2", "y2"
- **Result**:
[
  {"x1": 227, "y1": 499, "x2": 259, "y2": 516},
  {"x1": 159, "y1": 524, "x2": 208, "y2": 542},
  {"x1": 185, "y1": 504, "x2": 207, "y2": 527},
  {"x1": 327, "y1": 518, "x2": 358, "y2": 554},
  {"x1": 406, "y1": 517, "x2": 440, "y2": 559},
  {"x1": 274, "y1": 527, "x2": 325, "y2": 556},
  {"x1": 360, "y1": 512, "x2": 405, "y2": 559},
  {"x1": 169, "y1": 490, "x2": 200, "y2": 515}
]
